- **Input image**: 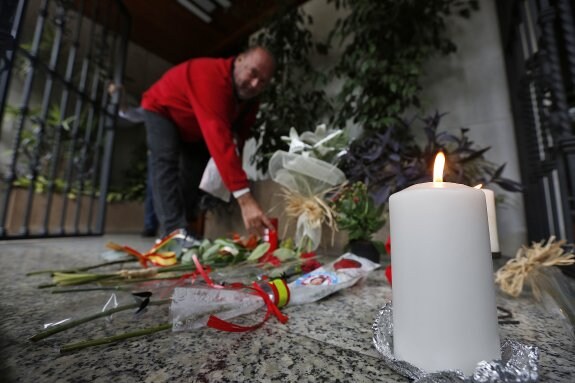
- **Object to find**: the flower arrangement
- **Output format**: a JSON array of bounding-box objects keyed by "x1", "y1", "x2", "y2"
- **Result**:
[
  {"x1": 269, "y1": 125, "x2": 347, "y2": 251},
  {"x1": 27, "y1": 233, "x2": 379, "y2": 353}
]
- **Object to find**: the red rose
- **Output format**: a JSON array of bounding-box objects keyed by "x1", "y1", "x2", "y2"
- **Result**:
[
  {"x1": 333, "y1": 258, "x2": 362, "y2": 270},
  {"x1": 300, "y1": 251, "x2": 316, "y2": 259},
  {"x1": 259, "y1": 253, "x2": 281, "y2": 267},
  {"x1": 385, "y1": 236, "x2": 391, "y2": 255},
  {"x1": 385, "y1": 265, "x2": 392, "y2": 285},
  {"x1": 301, "y1": 260, "x2": 322, "y2": 273}
]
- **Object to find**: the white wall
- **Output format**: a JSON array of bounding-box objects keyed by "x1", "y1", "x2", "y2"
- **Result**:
[{"x1": 418, "y1": 0, "x2": 526, "y2": 256}]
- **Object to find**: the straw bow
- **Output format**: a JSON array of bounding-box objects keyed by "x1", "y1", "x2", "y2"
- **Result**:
[{"x1": 495, "y1": 236, "x2": 575, "y2": 298}]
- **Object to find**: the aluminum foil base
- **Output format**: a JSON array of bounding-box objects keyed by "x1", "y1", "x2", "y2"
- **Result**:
[{"x1": 372, "y1": 303, "x2": 539, "y2": 382}]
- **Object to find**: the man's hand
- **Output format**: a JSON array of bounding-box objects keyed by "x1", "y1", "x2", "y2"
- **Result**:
[{"x1": 236, "y1": 192, "x2": 274, "y2": 236}]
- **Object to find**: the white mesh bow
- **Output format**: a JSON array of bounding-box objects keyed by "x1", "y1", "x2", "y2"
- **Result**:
[{"x1": 268, "y1": 151, "x2": 346, "y2": 250}]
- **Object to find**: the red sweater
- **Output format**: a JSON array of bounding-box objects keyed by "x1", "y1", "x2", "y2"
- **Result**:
[{"x1": 141, "y1": 57, "x2": 258, "y2": 192}]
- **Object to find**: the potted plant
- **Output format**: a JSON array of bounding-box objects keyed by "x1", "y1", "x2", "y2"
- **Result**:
[
  {"x1": 338, "y1": 112, "x2": 523, "y2": 206},
  {"x1": 330, "y1": 181, "x2": 386, "y2": 263}
]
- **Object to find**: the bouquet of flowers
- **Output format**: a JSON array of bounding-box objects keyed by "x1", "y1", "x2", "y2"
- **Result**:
[
  {"x1": 268, "y1": 150, "x2": 346, "y2": 251},
  {"x1": 29, "y1": 246, "x2": 379, "y2": 352},
  {"x1": 268, "y1": 125, "x2": 349, "y2": 251}
]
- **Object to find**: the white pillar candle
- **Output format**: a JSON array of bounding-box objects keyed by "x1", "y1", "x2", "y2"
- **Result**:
[
  {"x1": 389, "y1": 177, "x2": 500, "y2": 374},
  {"x1": 480, "y1": 188, "x2": 500, "y2": 254}
]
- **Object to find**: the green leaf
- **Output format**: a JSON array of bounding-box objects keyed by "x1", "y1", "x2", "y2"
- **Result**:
[
  {"x1": 246, "y1": 242, "x2": 271, "y2": 262},
  {"x1": 272, "y1": 248, "x2": 296, "y2": 261},
  {"x1": 181, "y1": 249, "x2": 197, "y2": 264},
  {"x1": 201, "y1": 244, "x2": 221, "y2": 261},
  {"x1": 214, "y1": 238, "x2": 234, "y2": 247}
]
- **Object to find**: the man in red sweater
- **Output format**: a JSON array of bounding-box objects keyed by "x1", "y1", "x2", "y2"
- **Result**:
[{"x1": 141, "y1": 46, "x2": 276, "y2": 241}]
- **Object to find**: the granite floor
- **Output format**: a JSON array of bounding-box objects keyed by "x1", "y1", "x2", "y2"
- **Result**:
[{"x1": 0, "y1": 235, "x2": 574, "y2": 382}]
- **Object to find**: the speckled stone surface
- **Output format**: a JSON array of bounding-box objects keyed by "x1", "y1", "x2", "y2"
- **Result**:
[{"x1": 0, "y1": 236, "x2": 574, "y2": 382}]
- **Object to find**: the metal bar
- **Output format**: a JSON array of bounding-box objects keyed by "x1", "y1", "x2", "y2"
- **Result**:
[
  {"x1": 42, "y1": 0, "x2": 85, "y2": 234},
  {"x1": 88, "y1": 3, "x2": 115, "y2": 233},
  {"x1": 66, "y1": 0, "x2": 100, "y2": 234},
  {"x1": 0, "y1": 0, "x2": 26, "y2": 139},
  {"x1": 537, "y1": 0, "x2": 571, "y2": 136},
  {"x1": 0, "y1": 0, "x2": 50, "y2": 237},
  {"x1": 86, "y1": 1, "x2": 119, "y2": 233},
  {"x1": 555, "y1": 0, "x2": 575, "y2": 92},
  {"x1": 523, "y1": 2, "x2": 555, "y2": 159},
  {"x1": 95, "y1": 1, "x2": 131, "y2": 234},
  {"x1": 0, "y1": 0, "x2": 28, "y2": 237},
  {"x1": 21, "y1": 3, "x2": 66, "y2": 235},
  {"x1": 8, "y1": 47, "x2": 103, "y2": 108},
  {"x1": 537, "y1": 0, "x2": 574, "y2": 240}
]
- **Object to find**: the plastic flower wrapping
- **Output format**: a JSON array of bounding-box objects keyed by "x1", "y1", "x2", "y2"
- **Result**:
[
  {"x1": 268, "y1": 150, "x2": 346, "y2": 251},
  {"x1": 270, "y1": 125, "x2": 349, "y2": 251}
]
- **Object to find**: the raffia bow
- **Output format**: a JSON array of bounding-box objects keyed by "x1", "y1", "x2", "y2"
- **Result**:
[
  {"x1": 495, "y1": 236, "x2": 575, "y2": 298},
  {"x1": 279, "y1": 185, "x2": 341, "y2": 250},
  {"x1": 282, "y1": 188, "x2": 337, "y2": 230}
]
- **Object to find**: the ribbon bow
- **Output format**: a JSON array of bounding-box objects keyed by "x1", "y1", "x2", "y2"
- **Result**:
[{"x1": 495, "y1": 236, "x2": 574, "y2": 298}]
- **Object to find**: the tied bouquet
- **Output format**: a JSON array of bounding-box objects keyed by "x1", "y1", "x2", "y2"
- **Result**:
[
  {"x1": 269, "y1": 125, "x2": 348, "y2": 251},
  {"x1": 268, "y1": 151, "x2": 345, "y2": 251}
]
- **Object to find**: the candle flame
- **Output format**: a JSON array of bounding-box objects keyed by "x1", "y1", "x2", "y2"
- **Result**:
[
  {"x1": 433, "y1": 152, "x2": 445, "y2": 182},
  {"x1": 474, "y1": 184, "x2": 483, "y2": 189}
]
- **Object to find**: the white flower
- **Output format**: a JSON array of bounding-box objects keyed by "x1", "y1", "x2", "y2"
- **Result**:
[{"x1": 281, "y1": 124, "x2": 348, "y2": 163}]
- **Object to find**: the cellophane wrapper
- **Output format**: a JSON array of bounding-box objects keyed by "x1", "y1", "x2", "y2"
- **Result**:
[
  {"x1": 170, "y1": 287, "x2": 264, "y2": 331},
  {"x1": 527, "y1": 266, "x2": 575, "y2": 341},
  {"x1": 170, "y1": 254, "x2": 379, "y2": 331},
  {"x1": 288, "y1": 253, "x2": 379, "y2": 305}
]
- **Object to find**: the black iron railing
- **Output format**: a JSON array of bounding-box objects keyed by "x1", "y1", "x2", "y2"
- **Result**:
[
  {"x1": 0, "y1": 0, "x2": 130, "y2": 239},
  {"x1": 498, "y1": 0, "x2": 575, "y2": 249}
]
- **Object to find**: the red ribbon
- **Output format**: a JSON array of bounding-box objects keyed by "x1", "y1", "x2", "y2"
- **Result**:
[
  {"x1": 158, "y1": 254, "x2": 221, "y2": 298},
  {"x1": 165, "y1": 251, "x2": 288, "y2": 332},
  {"x1": 206, "y1": 281, "x2": 288, "y2": 332},
  {"x1": 192, "y1": 254, "x2": 222, "y2": 288}
]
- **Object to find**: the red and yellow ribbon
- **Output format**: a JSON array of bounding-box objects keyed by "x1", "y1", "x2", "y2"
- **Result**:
[{"x1": 106, "y1": 231, "x2": 180, "y2": 268}]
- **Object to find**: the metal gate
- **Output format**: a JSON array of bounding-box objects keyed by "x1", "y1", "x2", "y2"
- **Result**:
[
  {"x1": 0, "y1": 0, "x2": 130, "y2": 239},
  {"x1": 497, "y1": 0, "x2": 575, "y2": 248}
]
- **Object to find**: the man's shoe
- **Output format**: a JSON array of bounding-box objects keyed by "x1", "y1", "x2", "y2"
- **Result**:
[{"x1": 171, "y1": 228, "x2": 201, "y2": 250}]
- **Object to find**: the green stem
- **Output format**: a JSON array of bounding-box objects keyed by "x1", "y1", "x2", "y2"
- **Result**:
[
  {"x1": 51, "y1": 286, "x2": 131, "y2": 294},
  {"x1": 39, "y1": 268, "x2": 195, "y2": 289},
  {"x1": 156, "y1": 264, "x2": 196, "y2": 273},
  {"x1": 38, "y1": 283, "x2": 57, "y2": 289},
  {"x1": 59, "y1": 322, "x2": 172, "y2": 353},
  {"x1": 26, "y1": 259, "x2": 136, "y2": 276},
  {"x1": 29, "y1": 299, "x2": 171, "y2": 342}
]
